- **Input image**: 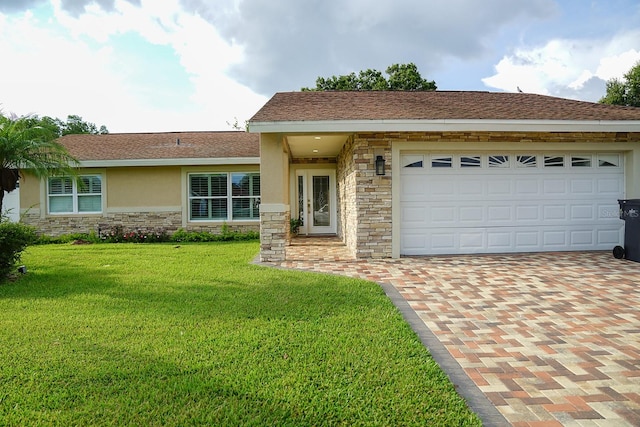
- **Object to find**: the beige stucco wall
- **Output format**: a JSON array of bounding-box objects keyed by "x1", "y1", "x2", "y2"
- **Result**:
[
  {"x1": 19, "y1": 164, "x2": 261, "y2": 237},
  {"x1": 259, "y1": 133, "x2": 291, "y2": 261},
  {"x1": 260, "y1": 134, "x2": 289, "y2": 206},
  {"x1": 18, "y1": 173, "x2": 41, "y2": 212},
  {"x1": 107, "y1": 166, "x2": 181, "y2": 207}
]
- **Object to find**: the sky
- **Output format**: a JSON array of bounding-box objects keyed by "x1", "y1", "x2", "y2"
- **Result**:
[{"x1": 0, "y1": 0, "x2": 639, "y2": 133}]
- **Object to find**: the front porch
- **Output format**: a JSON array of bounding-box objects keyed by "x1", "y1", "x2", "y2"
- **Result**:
[
  {"x1": 257, "y1": 131, "x2": 392, "y2": 263},
  {"x1": 283, "y1": 236, "x2": 355, "y2": 263}
]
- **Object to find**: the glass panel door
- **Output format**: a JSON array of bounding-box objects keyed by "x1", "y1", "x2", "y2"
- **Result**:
[
  {"x1": 295, "y1": 170, "x2": 336, "y2": 235},
  {"x1": 297, "y1": 175, "x2": 305, "y2": 228},
  {"x1": 312, "y1": 175, "x2": 330, "y2": 227}
]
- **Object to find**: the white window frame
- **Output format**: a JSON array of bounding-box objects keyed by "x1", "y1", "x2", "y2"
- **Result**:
[
  {"x1": 47, "y1": 175, "x2": 103, "y2": 215},
  {"x1": 188, "y1": 172, "x2": 260, "y2": 222}
]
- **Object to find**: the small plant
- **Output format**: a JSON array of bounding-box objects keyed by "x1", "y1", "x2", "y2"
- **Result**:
[
  {"x1": 290, "y1": 218, "x2": 303, "y2": 235},
  {"x1": 100, "y1": 226, "x2": 170, "y2": 243},
  {"x1": 36, "y1": 231, "x2": 102, "y2": 245},
  {"x1": 34, "y1": 226, "x2": 259, "y2": 245},
  {"x1": 0, "y1": 219, "x2": 37, "y2": 280},
  {"x1": 171, "y1": 228, "x2": 259, "y2": 243}
]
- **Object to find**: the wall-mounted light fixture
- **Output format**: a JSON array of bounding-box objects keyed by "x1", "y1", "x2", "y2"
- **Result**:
[{"x1": 375, "y1": 155, "x2": 386, "y2": 176}]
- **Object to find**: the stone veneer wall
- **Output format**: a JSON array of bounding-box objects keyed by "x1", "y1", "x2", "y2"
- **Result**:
[
  {"x1": 260, "y1": 209, "x2": 290, "y2": 262},
  {"x1": 21, "y1": 210, "x2": 259, "y2": 237},
  {"x1": 337, "y1": 137, "x2": 357, "y2": 255},
  {"x1": 364, "y1": 130, "x2": 640, "y2": 144},
  {"x1": 337, "y1": 135, "x2": 392, "y2": 259}
]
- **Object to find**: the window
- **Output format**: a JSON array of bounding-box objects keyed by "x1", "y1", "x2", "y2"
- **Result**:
[
  {"x1": 48, "y1": 175, "x2": 102, "y2": 214},
  {"x1": 544, "y1": 155, "x2": 564, "y2": 167},
  {"x1": 402, "y1": 155, "x2": 424, "y2": 168},
  {"x1": 460, "y1": 156, "x2": 481, "y2": 167},
  {"x1": 431, "y1": 155, "x2": 452, "y2": 168},
  {"x1": 488, "y1": 155, "x2": 510, "y2": 168},
  {"x1": 571, "y1": 155, "x2": 592, "y2": 167},
  {"x1": 190, "y1": 174, "x2": 227, "y2": 220},
  {"x1": 516, "y1": 155, "x2": 537, "y2": 168},
  {"x1": 598, "y1": 154, "x2": 620, "y2": 167},
  {"x1": 231, "y1": 173, "x2": 260, "y2": 220},
  {"x1": 189, "y1": 172, "x2": 260, "y2": 221}
]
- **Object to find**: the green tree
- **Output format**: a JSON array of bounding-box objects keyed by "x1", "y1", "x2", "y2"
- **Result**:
[
  {"x1": 59, "y1": 114, "x2": 109, "y2": 136},
  {"x1": 22, "y1": 114, "x2": 108, "y2": 137},
  {"x1": 0, "y1": 113, "x2": 79, "y2": 215},
  {"x1": 599, "y1": 61, "x2": 640, "y2": 107},
  {"x1": 302, "y1": 62, "x2": 437, "y2": 91},
  {"x1": 386, "y1": 63, "x2": 437, "y2": 91}
]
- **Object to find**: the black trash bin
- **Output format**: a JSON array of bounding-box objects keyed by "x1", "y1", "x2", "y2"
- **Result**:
[{"x1": 613, "y1": 199, "x2": 640, "y2": 262}]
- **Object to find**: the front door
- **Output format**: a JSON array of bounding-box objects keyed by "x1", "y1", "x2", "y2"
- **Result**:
[{"x1": 295, "y1": 170, "x2": 336, "y2": 235}]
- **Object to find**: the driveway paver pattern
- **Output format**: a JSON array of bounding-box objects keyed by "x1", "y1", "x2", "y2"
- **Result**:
[{"x1": 273, "y1": 237, "x2": 640, "y2": 427}]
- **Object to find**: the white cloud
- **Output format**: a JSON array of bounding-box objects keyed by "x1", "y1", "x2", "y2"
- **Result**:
[
  {"x1": 0, "y1": 10, "x2": 134, "y2": 123},
  {"x1": 0, "y1": 0, "x2": 266, "y2": 132},
  {"x1": 482, "y1": 29, "x2": 640, "y2": 101},
  {"x1": 596, "y1": 49, "x2": 640, "y2": 81}
]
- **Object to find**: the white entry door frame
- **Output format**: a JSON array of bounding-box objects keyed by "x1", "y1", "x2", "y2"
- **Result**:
[{"x1": 295, "y1": 169, "x2": 337, "y2": 235}]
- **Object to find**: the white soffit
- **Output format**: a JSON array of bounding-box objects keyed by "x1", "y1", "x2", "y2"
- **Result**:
[
  {"x1": 250, "y1": 119, "x2": 640, "y2": 133},
  {"x1": 78, "y1": 157, "x2": 260, "y2": 167},
  {"x1": 286, "y1": 134, "x2": 349, "y2": 157}
]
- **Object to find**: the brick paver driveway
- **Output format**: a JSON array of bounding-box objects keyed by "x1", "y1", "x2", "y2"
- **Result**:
[{"x1": 271, "y1": 238, "x2": 640, "y2": 426}]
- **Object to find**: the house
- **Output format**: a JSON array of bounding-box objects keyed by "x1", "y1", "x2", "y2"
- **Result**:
[
  {"x1": 19, "y1": 131, "x2": 261, "y2": 236},
  {"x1": 16, "y1": 91, "x2": 640, "y2": 261},
  {"x1": 248, "y1": 91, "x2": 640, "y2": 262}
]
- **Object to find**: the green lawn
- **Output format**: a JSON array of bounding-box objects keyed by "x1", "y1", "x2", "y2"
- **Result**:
[{"x1": 0, "y1": 242, "x2": 481, "y2": 426}]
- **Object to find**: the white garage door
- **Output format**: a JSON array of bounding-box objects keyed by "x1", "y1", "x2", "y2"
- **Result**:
[{"x1": 400, "y1": 152, "x2": 624, "y2": 255}]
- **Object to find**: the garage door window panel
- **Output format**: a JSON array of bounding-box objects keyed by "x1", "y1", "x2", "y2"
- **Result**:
[
  {"x1": 402, "y1": 155, "x2": 424, "y2": 168},
  {"x1": 516, "y1": 155, "x2": 537, "y2": 168},
  {"x1": 460, "y1": 156, "x2": 481, "y2": 168},
  {"x1": 544, "y1": 155, "x2": 565, "y2": 167},
  {"x1": 431, "y1": 155, "x2": 452, "y2": 168},
  {"x1": 571, "y1": 155, "x2": 592, "y2": 167},
  {"x1": 489, "y1": 155, "x2": 510, "y2": 168},
  {"x1": 598, "y1": 154, "x2": 620, "y2": 167}
]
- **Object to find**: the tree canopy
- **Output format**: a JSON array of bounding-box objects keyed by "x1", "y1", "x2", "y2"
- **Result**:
[
  {"x1": 302, "y1": 63, "x2": 437, "y2": 91},
  {"x1": 599, "y1": 61, "x2": 640, "y2": 107},
  {"x1": 25, "y1": 114, "x2": 109, "y2": 137},
  {"x1": 0, "y1": 113, "x2": 80, "y2": 215}
]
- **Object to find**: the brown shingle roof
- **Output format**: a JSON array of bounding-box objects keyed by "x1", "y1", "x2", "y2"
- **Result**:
[
  {"x1": 57, "y1": 131, "x2": 259, "y2": 161},
  {"x1": 249, "y1": 91, "x2": 640, "y2": 122}
]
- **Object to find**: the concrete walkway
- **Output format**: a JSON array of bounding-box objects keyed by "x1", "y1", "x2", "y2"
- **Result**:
[{"x1": 268, "y1": 237, "x2": 640, "y2": 427}]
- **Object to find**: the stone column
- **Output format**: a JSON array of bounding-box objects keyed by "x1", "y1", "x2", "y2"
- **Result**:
[
  {"x1": 259, "y1": 133, "x2": 290, "y2": 262},
  {"x1": 259, "y1": 206, "x2": 290, "y2": 262}
]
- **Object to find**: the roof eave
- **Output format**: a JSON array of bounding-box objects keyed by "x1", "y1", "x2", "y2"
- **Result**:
[
  {"x1": 249, "y1": 119, "x2": 640, "y2": 133},
  {"x1": 77, "y1": 157, "x2": 260, "y2": 168}
]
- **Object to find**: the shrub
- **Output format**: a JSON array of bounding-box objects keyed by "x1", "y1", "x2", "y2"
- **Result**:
[
  {"x1": 32, "y1": 226, "x2": 259, "y2": 246},
  {"x1": 100, "y1": 226, "x2": 170, "y2": 243},
  {"x1": 171, "y1": 228, "x2": 259, "y2": 243},
  {"x1": 0, "y1": 220, "x2": 37, "y2": 279},
  {"x1": 36, "y1": 231, "x2": 101, "y2": 245}
]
